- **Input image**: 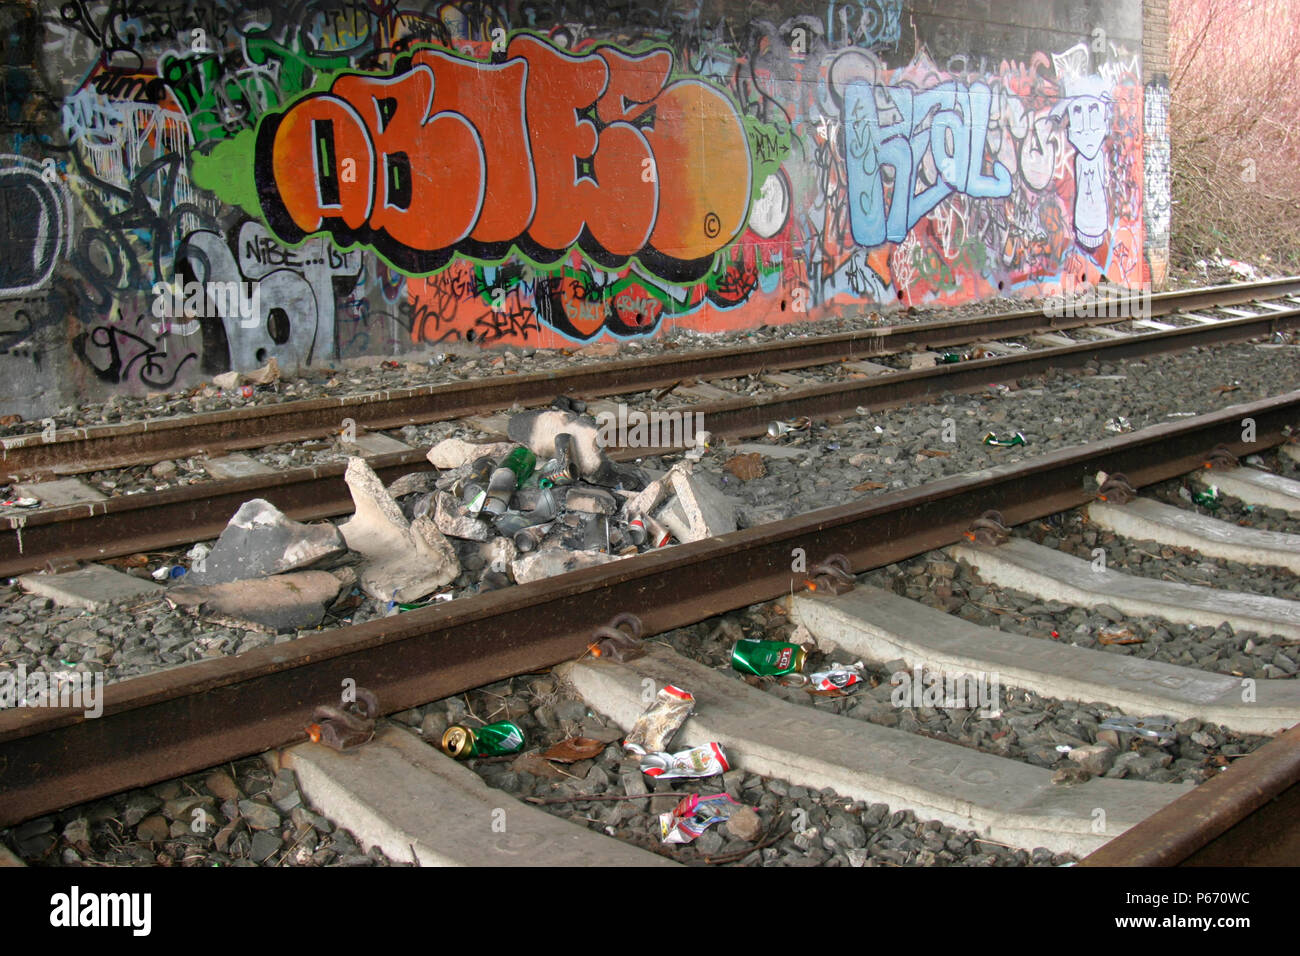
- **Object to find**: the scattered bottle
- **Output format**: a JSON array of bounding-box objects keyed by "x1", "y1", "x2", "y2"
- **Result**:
[{"x1": 982, "y1": 431, "x2": 1026, "y2": 447}]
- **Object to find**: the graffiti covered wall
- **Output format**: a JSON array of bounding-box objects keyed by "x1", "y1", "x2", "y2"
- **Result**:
[{"x1": 0, "y1": 0, "x2": 1165, "y2": 416}]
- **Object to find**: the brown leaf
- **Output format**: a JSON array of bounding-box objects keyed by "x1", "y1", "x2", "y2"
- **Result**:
[
  {"x1": 1098, "y1": 627, "x2": 1144, "y2": 645},
  {"x1": 853, "y1": 481, "x2": 887, "y2": 491},
  {"x1": 0, "y1": 414, "x2": 21, "y2": 426},
  {"x1": 541, "y1": 737, "x2": 606, "y2": 763},
  {"x1": 1212, "y1": 384, "x2": 1239, "y2": 394},
  {"x1": 724, "y1": 453, "x2": 766, "y2": 481},
  {"x1": 918, "y1": 449, "x2": 951, "y2": 458}
]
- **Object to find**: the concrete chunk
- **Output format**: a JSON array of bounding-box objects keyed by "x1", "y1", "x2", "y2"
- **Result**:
[
  {"x1": 166, "y1": 570, "x2": 342, "y2": 632},
  {"x1": 343, "y1": 432, "x2": 410, "y2": 456},
  {"x1": 657, "y1": 470, "x2": 737, "y2": 543},
  {"x1": 339, "y1": 457, "x2": 459, "y2": 603},
  {"x1": 18, "y1": 564, "x2": 162, "y2": 610},
  {"x1": 278, "y1": 725, "x2": 675, "y2": 867},
  {"x1": 559, "y1": 644, "x2": 1189, "y2": 855},
  {"x1": 432, "y1": 491, "x2": 492, "y2": 541},
  {"x1": 512, "y1": 547, "x2": 623, "y2": 584},
  {"x1": 426, "y1": 438, "x2": 512, "y2": 470},
  {"x1": 792, "y1": 584, "x2": 1300, "y2": 736},
  {"x1": 186, "y1": 499, "x2": 345, "y2": 586}
]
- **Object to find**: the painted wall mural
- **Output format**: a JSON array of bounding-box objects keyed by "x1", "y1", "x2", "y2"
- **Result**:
[{"x1": 0, "y1": 0, "x2": 1167, "y2": 417}]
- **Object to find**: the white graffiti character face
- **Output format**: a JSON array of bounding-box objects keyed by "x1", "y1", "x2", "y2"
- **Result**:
[{"x1": 1065, "y1": 95, "x2": 1109, "y2": 160}]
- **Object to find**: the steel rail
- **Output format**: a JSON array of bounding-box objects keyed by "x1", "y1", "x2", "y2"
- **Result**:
[
  {"x1": 1, "y1": 391, "x2": 1296, "y2": 828},
  {"x1": 5, "y1": 277, "x2": 1299, "y2": 480},
  {"x1": 3, "y1": 307, "x2": 1299, "y2": 578}
]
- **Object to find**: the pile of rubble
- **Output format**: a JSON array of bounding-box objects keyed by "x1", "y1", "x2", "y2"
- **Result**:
[{"x1": 164, "y1": 404, "x2": 742, "y2": 632}]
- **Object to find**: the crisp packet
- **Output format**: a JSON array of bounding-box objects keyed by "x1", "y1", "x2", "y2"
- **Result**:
[
  {"x1": 623, "y1": 684, "x2": 694, "y2": 755},
  {"x1": 660, "y1": 793, "x2": 742, "y2": 845},
  {"x1": 639, "y1": 742, "x2": 729, "y2": 779}
]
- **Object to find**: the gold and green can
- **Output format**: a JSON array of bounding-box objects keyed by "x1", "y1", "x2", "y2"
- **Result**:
[
  {"x1": 731, "y1": 639, "x2": 806, "y2": 676},
  {"x1": 442, "y1": 721, "x2": 526, "y2": 758}
]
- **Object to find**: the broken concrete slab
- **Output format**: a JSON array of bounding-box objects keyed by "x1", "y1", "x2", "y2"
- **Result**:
[
  {"x1": 426, "y1": 438, "x2": 513, "y2": 470},
  {"x1": 621, "y1": 462, "x2": 686, "y2": 517},
  {"x1": 201, "y1": 454, "x2": 275, "y2": 480},
  {"x1": 344, "y1": 432, "x2": 411, "y2": 456},
  {"x1": 565, "y1": 485, "x2": 617, "y2": 515},
  {"x1": 18, "y1": 564, "x2": 162, "y2": 610},
  {"x1": 842, "y1": 360, "x2": 894, "y2": 376},
  {"x1": 657, "y1": 470, "x2": 738, "y2": 543},
  {"x1": 512, "y1": 547, "x2": 623, "y2": 584},
  {"x1": 386, "y1": 472, "x2": 439, "y2": 499},
  {"x1": 12, "y1": 478, "x2": 106, "y2": 507},
  {"x1": 166, "y1": 570, "x2": 343, "y2": 632},
  {"x1": 433, "y1": 491, "x2": 492, "y2": 541},
  {"x1": 339, "y1": 458, "x2": 460, "y2": 603},
  {"x1": 186, "y1": 498, "x2": 346, "y2": 586}
]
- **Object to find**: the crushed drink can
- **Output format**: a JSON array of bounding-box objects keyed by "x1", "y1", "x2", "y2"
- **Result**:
[
  {"x1": 767, "y1": 416, "x2": 812, "y2": 438},
  {"x1": 639, "y1": 742, "x2": 729, "y2": 779},
  {"x1": 626, "y1": 516, "x2": 647, "y2": 546},
  {"x1": 660, "y1": 793, "x2": 742, "y2": 845},
  {"x1": 624, "y1": 684, "x2": 694, "y2": 755},
  {"x1": 441, "y1": 721, "x2": 525, "y2": 758},
  {"x1": 731, "y1": 639, "x2": 806, "y2": 676},
  {"x1": 807, "y1": 667, "x2": 863, "y2": 693},
  {"x1": 982, "y1": 431, "x2": 1026, "y2": 447}
]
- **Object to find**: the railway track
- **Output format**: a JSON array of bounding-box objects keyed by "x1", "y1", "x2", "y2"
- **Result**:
[
  {"x1": 3, "y1": 393, "x2": 1298, "y2": 865},
  {"x1": 4, "y1": 276, "x2": 1300, "y2": 484},
  {"x1": 4, "y1": 279, "x2": 1300, "y2": 579}
]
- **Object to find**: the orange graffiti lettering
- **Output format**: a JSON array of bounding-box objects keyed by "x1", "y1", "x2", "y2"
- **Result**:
[{"x1": 257, "y1": 36, "x2": 752, "y2": 282}]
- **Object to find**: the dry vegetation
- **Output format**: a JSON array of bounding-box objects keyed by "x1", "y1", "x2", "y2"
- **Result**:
[{"x1": 1170, "y1": 0, "x2": 1300, "y2": 269}]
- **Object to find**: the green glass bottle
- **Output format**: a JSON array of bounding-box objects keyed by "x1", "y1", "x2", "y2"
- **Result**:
[
  {"x1": 499, "y1": 447, "x2": 537, "y2": 483},
  {"x1": 731, "y1": 639, "x2": 807, "y2": 676},
  {"x1": 441, "y1": 721, "x2": 525, "y2": 758}
]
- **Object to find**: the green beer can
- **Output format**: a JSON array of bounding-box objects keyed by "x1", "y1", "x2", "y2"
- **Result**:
[
  {"x1": 731, "y1": 639, "x2": 807, "y2": 676},
  {"x1": 442, "y1": 721, "x2": 526, "y2": 758}
]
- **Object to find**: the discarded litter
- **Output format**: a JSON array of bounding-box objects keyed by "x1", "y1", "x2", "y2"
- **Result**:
[
  {"x1": 1098, "y1": 714, "x2": 1177, "y2": 743},
  {"x1": 806, "y1": 666, "x2": 864, "y2": 694},
  {"x1": 767, "y1": 417, "x2": 812, "y2": 438},
  {"x1": 639, "y1": 742, "x2": 730, "y2": 779},
  {"x1": 442, "y1": 721, "x2": 526, "y2": 758},
  {"x1": 937, "y1": 351, "x2": 968, "y2": 364},
  {"x1": 0, "y1": 497, "x2": 39, "y2": 509},
  {"x1": 731, "y1": 638, "x2": 806, "y2": 677},
  {"x1": 660, "y1": 793, "x2": 742, "y2": 845},
  {"x1": 1192, "y1": 486, "x2": 1221, "y2": 509},
  {"x1": 1104, "y1": 416, "x2": 1132, "y2": 433},
  {"x1": 982, "y1": 431, "x2": 1027, "y2": 447},
  {"x1": 624, "y1": 684, "x2": 694, "y2": 756}
]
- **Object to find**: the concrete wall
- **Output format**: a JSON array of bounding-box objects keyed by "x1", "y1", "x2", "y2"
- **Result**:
[{"x1": 0, "y1": 0, "x2": 1166, "y2": 417}]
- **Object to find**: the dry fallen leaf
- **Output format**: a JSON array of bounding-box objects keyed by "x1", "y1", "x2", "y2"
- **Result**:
[
  {"x1": 724, "y1": 453, "x2": 767, "y2": 481},
  {"x1": 541, "y1": 737, "x2": 607, "y2": 763},
  {"x1": 853, "y1": 481, "x2": 887, "y2": 491}
]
